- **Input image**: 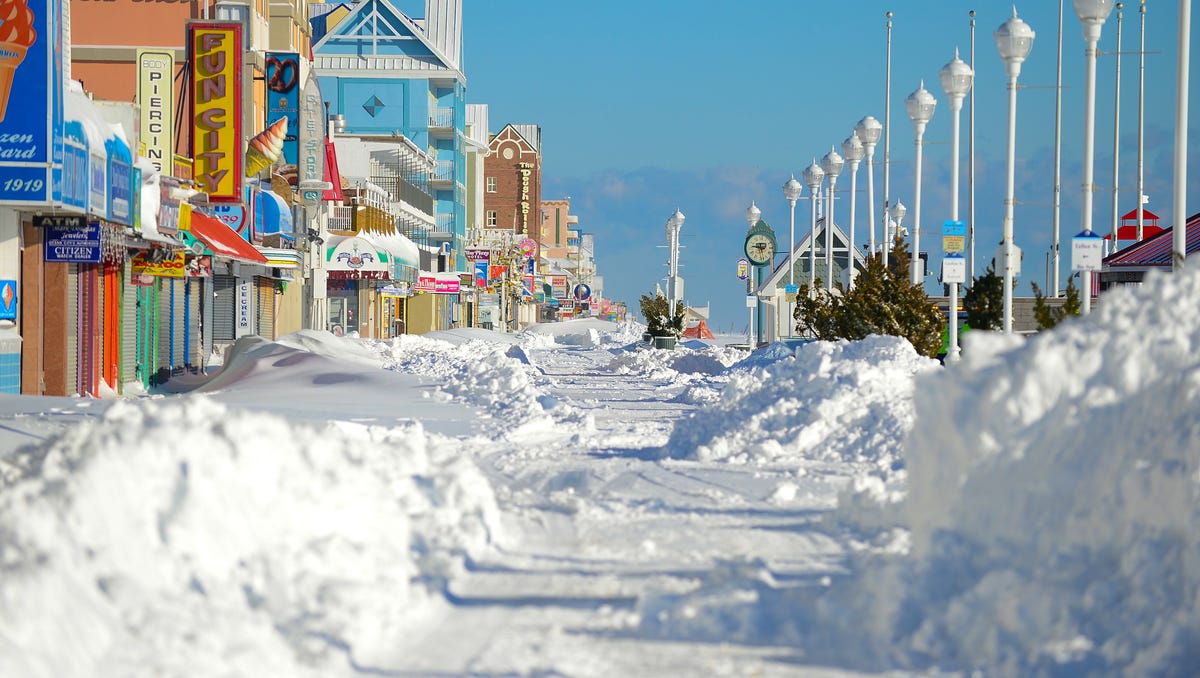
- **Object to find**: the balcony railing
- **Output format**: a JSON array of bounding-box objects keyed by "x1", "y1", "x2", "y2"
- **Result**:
[
  {"x1": 431, "y1": 160, "x2": 455, "y2": 184},
  {"x1": 428, "y1": 106, "x2": 455, "y2": 128}
]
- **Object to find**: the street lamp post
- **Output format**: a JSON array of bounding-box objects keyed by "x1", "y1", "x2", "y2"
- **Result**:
[
  {"x1": 745, "y1": 202, "x2": 761, "y2": 346},
  {"x1": 802, "y1": 160, "x2": 825, "y2": 290},
  {"x1": 1074, "y1": 0, "x2": 1114, "y2": 313},
  {"x1": 995, "y1": 7, "x2": 1036, "y2": 333},
  {"x1": 842, "y1": 132, "x2": 865, "y2": 288},
  {"x1": 820, "y1": 147, "x2": 844, "y2": 292},
  {"x1": 889, "y1": 201, "x2": 907, "y2": 258},
  {"x1": 905, "y1": 82, "x2": 936, "y2": 286},
  {"x1": 940, "y1": 49, "x2": 974, "y2": 362},
  {"x1": 855, "y1": 116, "x2": 883, "y2": 256},
  {"x1": 882, "y1": 11, "x2": 894, "y2": 270},
  {"x1": 665, "y1": 209, "x2": 685, "y2": 325},
  {"x1": 783, "y1": 176, "x2": 803, "y2": 336},
  {"x1": 1111, "y1": 3, "x2": 1125, "y2": 253}
]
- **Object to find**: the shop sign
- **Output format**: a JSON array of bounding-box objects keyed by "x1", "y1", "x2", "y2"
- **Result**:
[
  {"x1": 33, "y1": 214, "x2": 85, "y2": 229},
  {"x1": 136, "y1": 49, "x2": 174, "y2": 174},
  {"x1": 108, "y1": 157, "x2": 133, "y2": 225},
  {"x1": 44, "y1": 220, "x2": 101, "y2": 263},
  {"x1": 517, "y1": 163, "x2": 533, "y2": 235},
  {"x1": 209, "y1": 202, "x2": 247, "y2": 236},
  {"x1": 473, "y1": 260, "x2": 487, "y2": 288},
  {"x1": 61, "y1": 140, "x2": 87, "y2": 211},
  {"x1": 185, "y1": 255, "x2": 212, "y2": 277},
  {"x1": 297, "y1": 72, "x2": 323, "y2": 202},
  {"x1": 0, "y1": 0, "x2": 62, "y2": 206},
  {"x1": 88, "y1": 151, "x2": 105, "y2": 215},
  {"x1": 550, "y1": 274, "x2": 567, "y2": 299},
  {"x1": 130, "y1": 250, "x2": 186, "y2": 277},
  {"x1": 465, "y1": 248, "x2": 490, "y2": 262},
  {"x1": 158, "y1": 176, "x2": 181, "y2": 233},
  {"x1": 265, "y1": 52, "x2": 299, "y2": 166},
  {"x1": 413, "y1": 273, "x2": 460, "y2": 294},
  {"x1": 189, "y1": 21, "x2": 243, "y2": 202},
  {"x1": 235, "y1": 278, "x2": 254, "y2": 337},
  {"x1": 0, "y1": 280, "x2": 16, "y2": 321}
]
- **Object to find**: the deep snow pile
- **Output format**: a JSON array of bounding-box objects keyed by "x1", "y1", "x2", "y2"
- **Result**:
[
  {"x1": 662, "y1": 335, "x2": 938, "y2": 470},
  {"x1": 605, "y1": 340, "x2": 747, "y2": 387},
  {"x1": 372, "y1": 333, "x2": 553, "y2": 434},
  {"x1": 640, "y1": 268, "x2": 1200, "y2": 675},
  {"x1": 0, "y1": 397, "x2": 500, "y2": 678}
]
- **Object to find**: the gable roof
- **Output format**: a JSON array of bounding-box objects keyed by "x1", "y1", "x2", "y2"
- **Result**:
[
  {"x1": 311, "y1": 0, "x2": 464, "y2": 82},
  {"x1": 1104, "y1": 211, "x2": 1200, "y2": 268},
  {"x1": 759, "y1": 217, "x2": 869, "y2": 291},
  {"x1": 489, "y1": 124, "x2": 540, "y2": 155}
]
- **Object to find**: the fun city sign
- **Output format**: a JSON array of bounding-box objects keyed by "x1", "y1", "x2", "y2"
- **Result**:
[{"x1": 188, "y1": 21, "x2": 243, "y2": 202}]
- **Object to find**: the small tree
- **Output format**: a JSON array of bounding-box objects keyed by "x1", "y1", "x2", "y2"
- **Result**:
[
  {"x1": 638, "y1": 293, "x2": 685, "y2": 337},
  {"x1": 963, "y1": 264, "x2": 1004, "y2": 331},
  {"x1": 1031, "y1": 275, "x2": 1082, "y2": 330},
  {"x1": 794, "y1": 239, "x2": 944, "y2": 358}
]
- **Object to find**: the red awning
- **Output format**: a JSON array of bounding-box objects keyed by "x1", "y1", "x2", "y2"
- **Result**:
[
  {"x1": 324, "y1": 139, "x2": 345, "y2": 202},
  {"x1": 190, "y1": 211, "x2": 268, "y2": 264}
]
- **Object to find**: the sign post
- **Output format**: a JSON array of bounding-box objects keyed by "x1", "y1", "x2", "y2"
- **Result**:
[
  {"x1": 942, "y1": 220, "x2": 967, "y2": 360},
  {"x1": 1072, "y1": 229, "x2": 1104, "y2": 315}
]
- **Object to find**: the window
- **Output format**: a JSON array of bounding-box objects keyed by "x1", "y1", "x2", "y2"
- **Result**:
[
  {"x1": 486, "y1": 210, "x2": 497, "y2": 227},
  {"x1": 486, "y1": 176, "x2": 497, "y2": 193}
]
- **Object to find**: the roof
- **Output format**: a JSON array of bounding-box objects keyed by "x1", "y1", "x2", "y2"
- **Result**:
[{"x1": 1104, "y1": 212, "x2": 1200, "y2": 268}]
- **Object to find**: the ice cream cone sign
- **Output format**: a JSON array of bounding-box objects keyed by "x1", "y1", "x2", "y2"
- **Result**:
[
  {"x1": 0, "y1": 0, "x2": 38, "y2": 123},
  {"x1": 245, "y1": 117, "x2": 287, "y2": 177}
]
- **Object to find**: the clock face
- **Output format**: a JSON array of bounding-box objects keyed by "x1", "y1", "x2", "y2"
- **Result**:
[{"x1": 745, "y1": 233, "x2": 775, "y2": 265}]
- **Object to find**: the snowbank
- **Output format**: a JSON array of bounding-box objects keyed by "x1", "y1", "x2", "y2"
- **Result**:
[
  {"x1": 639, "y1": 268, "x2": 1200, "y2": 675},
  {"x1": 0, "y1": 397, "x2": 500, "y2": 677},
  {"x1": 663, "y1": 335, "x2": 937, "y2": 469}
]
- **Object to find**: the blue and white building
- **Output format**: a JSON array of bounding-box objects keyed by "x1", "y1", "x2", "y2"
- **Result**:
[{"x1": 310, "y1": 0, "x2": 468, "y2": 271}]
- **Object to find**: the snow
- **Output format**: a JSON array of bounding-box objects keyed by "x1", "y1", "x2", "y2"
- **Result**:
[{"x1": 1, "y1": 269, "x2": 1198, "y2": 676}]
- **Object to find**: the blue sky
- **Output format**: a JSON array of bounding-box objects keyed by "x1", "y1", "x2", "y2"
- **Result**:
[{"x1": 457, "y1": 1, "x2": 1198, "y2": 332}]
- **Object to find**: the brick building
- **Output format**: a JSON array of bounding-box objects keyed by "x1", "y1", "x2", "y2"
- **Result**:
[{"x1": 484, "y1": 124, "x2": 541, "y2": 248}]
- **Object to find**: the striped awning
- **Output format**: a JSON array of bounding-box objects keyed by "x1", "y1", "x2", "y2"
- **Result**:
[{"x1": 1104, "y1": 212, "x2": 1200, "y2": 268}]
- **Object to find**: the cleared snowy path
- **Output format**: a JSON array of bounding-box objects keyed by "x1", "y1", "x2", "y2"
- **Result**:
[{"x1": 390, "y1": 343, "x2": 854, "y2": 677}]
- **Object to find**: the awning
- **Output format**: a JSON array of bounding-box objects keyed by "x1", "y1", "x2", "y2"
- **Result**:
[
  {"x1": 258, "y1": 189, "x2": 295, "y2": 237},
  {"x1": 324, "y1": 139, "x2": 345, "y2": 202},
  {"x1": 371, "y1": 230, "x2": 421, "y2": 269},
  {"x1": 189, "y1": 211, "x2": 268, "y2": 264},
  {"x1": 325, "y1": 234, "x2": 390, "y2": 278}
]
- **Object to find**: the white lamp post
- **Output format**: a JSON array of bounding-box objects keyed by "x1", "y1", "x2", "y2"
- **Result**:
[
  {"x1": 820, "y1": 147, "x2": 844, "y2": 292},
  {"x1": 802, "y1": 160, "x2": 825, "y2": 290},
  {"x1": 940, "y1": 49, "x2": 973, "y2": 362},
  {"x1": 882, "y1": 11, "x2": 895, "y2": 270},
  {"x1": 842, "y1": 132, "x2": 865, "y2": 288},
  {"x1": 745, "y1": 202, "x2": 761, "y2": 346},
  {"x1": 889, "y1": 201, "x2": 907, "y2": 255},
  {"x1": 905, "y1": 81, "x2": 936, "y2": 287},
  {"x1": 1111, "y1": 3, "x2": 1125, "y2": 253},
  {"x1": 855, "y1": 116, "x2": 883, "y2": 256},
  {"x1": 995, "y1": 7, "x2": 1036, "y2": 333},
  {"x1": 665, "y1": 209, "x2": 685, "y2": 325},
  {"x1": 783, "y1": 176, "x2": 803, "y2": 337},
  {"x1": 1074, "y1": 0, "x2": 1114, "y2": 313}
]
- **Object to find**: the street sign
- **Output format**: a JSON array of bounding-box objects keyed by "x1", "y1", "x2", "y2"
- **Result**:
[
  {"x1": 942, "y1": 220, "x2": 966, "y2": 254},
  {"x1": 1072, "y1": 229, "x2": 1105, "y2": 271},
  {"x1": 942, "y1": 254, "x2": 966, "y2": 283},
  {"x1": 745, "y1": 295, "x2": 756, "y2": 308},
  {"x1": 736, "y1": 258, "x2": 750, "y2": 280},
  {"x1": 994, "y1": 243, "x2": 1023, "y2": 277}
]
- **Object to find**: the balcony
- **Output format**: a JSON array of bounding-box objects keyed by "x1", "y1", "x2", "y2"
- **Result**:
[
  {"x1": 428, "y1": 107, "x2": 455, "y2": 138},
  {"x1": 429, "y1": 160, "x2": 455, "y2": 188}
]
